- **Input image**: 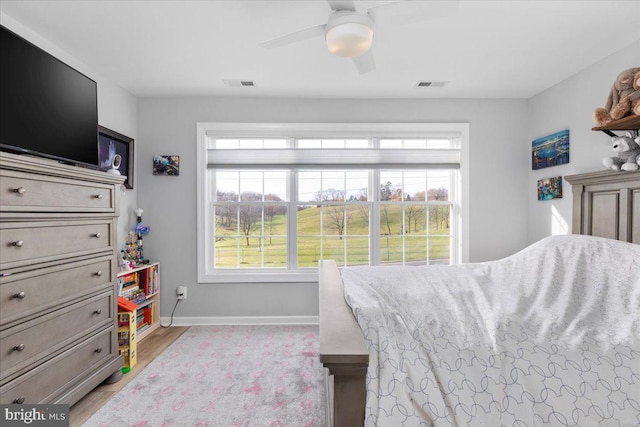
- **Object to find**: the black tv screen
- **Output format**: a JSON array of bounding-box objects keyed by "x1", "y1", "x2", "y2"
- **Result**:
[{"x1": 0, "y1": 25, "x2": 99, "y2": 167}]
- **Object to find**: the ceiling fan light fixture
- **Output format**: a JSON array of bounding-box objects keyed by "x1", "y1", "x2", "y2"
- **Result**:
[{"x1": 325, "y1": 11, "x2": 374, "y2": 58}]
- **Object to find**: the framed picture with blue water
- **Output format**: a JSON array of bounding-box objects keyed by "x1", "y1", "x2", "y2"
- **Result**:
[{"x1": 532, "y1": 129, "x2": 569, "y2": 170}]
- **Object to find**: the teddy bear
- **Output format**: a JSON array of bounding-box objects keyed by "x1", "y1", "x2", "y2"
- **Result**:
[
  {"x1": 593, "y1": 67, "x2": 640, "y2": 127},
  {"x1": 602, "y1": 132, "x2": 640, "y2": 171}
]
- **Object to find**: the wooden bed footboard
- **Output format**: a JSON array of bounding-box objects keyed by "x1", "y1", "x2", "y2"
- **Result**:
[{"x1": 319, "y1": 260, "x2": 369, "y2": 427}]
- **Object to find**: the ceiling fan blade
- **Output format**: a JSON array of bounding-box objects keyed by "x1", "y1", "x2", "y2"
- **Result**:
[
  {"x1": 327, "y1": 0, "x2": 357, "y2": 11},
  {"x1": 259, "y1": 24, "x2": 325, "y2": 50},
  {"x1": 368, "y1": 0, "x2": 459, "y2": 27},
  {"x1": 353, "y1": 49, "x2": 376, "y2": 74}
]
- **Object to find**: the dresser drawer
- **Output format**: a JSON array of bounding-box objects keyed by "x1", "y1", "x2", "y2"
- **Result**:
[
  {"x1": 0, "y1": 170, "x2": 114, "y2": 213},
  {"x1": 0, "y1": 256, "x2": 114, "y2": 327},
  {"x1": 0, "y1": 292, "x2": 113, "y2": 382},
  {"x1": 0, "y1": 327, "x2": 115, "y2": 404},
  {"x1": 0, "y1": 220, "x2": 114, "y2": 269}
]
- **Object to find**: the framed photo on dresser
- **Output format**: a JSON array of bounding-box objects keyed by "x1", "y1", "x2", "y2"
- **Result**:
[{"x1": 98, "y1": 125, "x2": 134, "y2": 189}]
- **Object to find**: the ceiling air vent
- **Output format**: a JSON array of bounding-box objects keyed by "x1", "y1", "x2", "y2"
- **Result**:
[
  {"x1": 415, "y1": 81, "x2": 447, "y2": 88},
  {"x1": 223, "y1": 80, "x2": 256, "y2": 87}
]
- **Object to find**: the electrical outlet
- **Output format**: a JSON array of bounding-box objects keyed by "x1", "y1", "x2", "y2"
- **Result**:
[{"x1": 177, "y1": 285, "x2": 187, "y2": 300}]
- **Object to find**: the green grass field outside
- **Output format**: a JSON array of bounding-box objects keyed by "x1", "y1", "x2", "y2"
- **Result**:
[{"x1": 213, "y1": 204, "x2": 451, "y2": 268}]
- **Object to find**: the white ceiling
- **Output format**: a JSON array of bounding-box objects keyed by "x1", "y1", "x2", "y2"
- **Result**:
[{"x1": 1, "y1": 0, "x2": 639, "y2": 99}]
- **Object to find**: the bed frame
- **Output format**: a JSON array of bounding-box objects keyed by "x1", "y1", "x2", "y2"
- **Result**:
[
  {"x1": 319, "y1": 170, "x2": 640, "y2": 427},
  {"x1": 565, "y1": 170, "x2": 640, "y2": 243},
  {"x1": 318, "y1": 260, "x2": 368, "y2": 427}
]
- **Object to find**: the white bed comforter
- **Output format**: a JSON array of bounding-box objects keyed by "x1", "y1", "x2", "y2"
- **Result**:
[{"x1": 340, "y1": 235, "x2": 640, "y2": 426}]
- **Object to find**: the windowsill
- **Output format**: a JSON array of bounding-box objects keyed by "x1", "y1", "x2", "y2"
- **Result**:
[{"x1": 198, "y1": 269, "x2": 320, "y2": 284}]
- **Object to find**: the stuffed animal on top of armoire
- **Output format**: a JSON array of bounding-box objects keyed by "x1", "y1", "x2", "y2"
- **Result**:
[{"x1": 593, "y1": 67, "x2": 640, "y2": 127}]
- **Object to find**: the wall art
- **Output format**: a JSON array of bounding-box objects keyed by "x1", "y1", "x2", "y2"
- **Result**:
[
  {"x1": 532, "y1": 129, "x2": 570, "y2": 170},
  {"x1": 153, "y1": 155, "x2": 180, "y2": 176},
  {"x1": 537, "y1": 176, "x2": 563, "y2": 201}
]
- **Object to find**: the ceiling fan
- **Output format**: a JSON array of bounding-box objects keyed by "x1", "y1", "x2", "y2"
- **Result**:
[{"x1": 259, "y1": 1, "x2": 459, "y2": 74}]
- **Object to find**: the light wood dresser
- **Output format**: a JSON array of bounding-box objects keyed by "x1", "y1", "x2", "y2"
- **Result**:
[{"x1": 0, "y1": 151, "x2": 124, "y2": 405}]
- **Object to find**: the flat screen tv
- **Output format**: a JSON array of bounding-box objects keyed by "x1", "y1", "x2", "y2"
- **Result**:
[{"x1": 0, "y1": 25, "x2": 99, "y2": 168}]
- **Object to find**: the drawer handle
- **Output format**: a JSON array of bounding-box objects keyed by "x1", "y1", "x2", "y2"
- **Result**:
[
  {"x1": 93, "y1": 309, "x2": 102, "y2": 315},
  {"x1": 93, "y1": 232, "x2": 102, "y2": 238},
  {"x1": 13, "y1": 291, "x2": 26, "y2": 300},
  {"x1": 94, "y1": 270, "x2": 103, "y2": 277},
  {"x1": 13, "y1": 344, "x2": 25, "y2": 352},
  {"x1": 13, "y1": 396, "x2": 25, "y2": 404},
  {"x1": 95, "y1": 194, "x2": 104, "y2": 200},
  {"x1": 13, "y1": 187, "x2": 26, "y2": 195},
  {"x1": 11, "y1": 240, "x2": 24, "y2": 247},
  {"x1": 94, "y1": 348, "x2": 103, "y2": 354}
]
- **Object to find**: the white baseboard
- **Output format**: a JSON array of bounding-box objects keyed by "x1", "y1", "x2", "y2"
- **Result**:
[{"x1": 160, "y1": 315, "x2": 319, "y2": 326}]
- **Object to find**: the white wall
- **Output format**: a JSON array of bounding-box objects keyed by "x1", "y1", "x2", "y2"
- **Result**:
[
  {"x1": 2, "y1": 11, "x2": 531, "y2": 322},
  {"x1": 8, "y1": 9, "x2": 633, "y2": 321},
  {"x1": 527, "y1": 41, "x2": 640, "y2": 244},
  {"x1": 137, "y1": 97, "x2": 529, "y2": 319},
  {"x1": 0, "y1": 14, "x2": 139, "y2": 246}
]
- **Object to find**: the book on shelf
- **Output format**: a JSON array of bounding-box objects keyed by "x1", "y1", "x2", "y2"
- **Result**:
[
  {"x1": 141, "y1": 269, "x2": 148, "y2": 295},
  {"x1": 120, "y1": 288, "x2": 146, "y2": 305},
  {"x1": 117, "y1": 262, "x2": 159, "y2": 299},
  {"x1": 120, "y1": 284, "x2": 139, "y2": 297},
  {"x1": 131, "y1": 295, "x2": 147, "y2": 305},
  {"x1": 153, "y1": 264, "x2": 159, "y2": 293},
  {"x1": 119, "y1": 273, "x2": 137, "y2": 286},
  {"x1": 138, "y1": 264, "x2": 159, "y2": 296},
  {"x1": 135, "y1": 305, "x2": 153, "y2": 326}
]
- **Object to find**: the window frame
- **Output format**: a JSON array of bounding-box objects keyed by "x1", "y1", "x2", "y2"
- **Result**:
[{"x1": 197, "y1": 123, "x2": 469, "y2": 283}]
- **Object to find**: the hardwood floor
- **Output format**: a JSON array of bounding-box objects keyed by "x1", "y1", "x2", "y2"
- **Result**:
[{"x1": 69, "y1": 326, "x2": 188, "y2": 427}]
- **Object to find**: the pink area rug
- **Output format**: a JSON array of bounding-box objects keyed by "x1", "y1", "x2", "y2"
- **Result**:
[{"x1": 82, "y1": 325, "x2": 326, "y2": 427}]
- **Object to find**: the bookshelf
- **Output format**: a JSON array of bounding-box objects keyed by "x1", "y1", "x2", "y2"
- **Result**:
[{"x1": 117, "y1": 262, "x2": 160, "y2": 342}]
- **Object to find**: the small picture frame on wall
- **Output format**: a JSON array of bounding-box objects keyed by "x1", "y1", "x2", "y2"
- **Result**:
[
  {"x1": 537, "y1": 176, "x2": 563, "y2": 201},
  {"x1": 98, "y1": 125, "x2": 134, "y2": 189},
  {"x1": 153, "y1": 155, "x2": 180, "y2": 176},
  {"x1": 532, "y1": 129, "x2": 570, "y2": 170}
]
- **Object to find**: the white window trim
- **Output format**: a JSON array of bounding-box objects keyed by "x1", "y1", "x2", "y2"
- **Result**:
[
  {"x1": 197, "y1": 123, "x2": 470, "y2": 283},
  {"x1": 207, "y1": 149, "x2": 460, "y2": 168}
]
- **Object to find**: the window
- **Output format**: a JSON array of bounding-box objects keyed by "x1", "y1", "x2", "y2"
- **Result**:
[
  {"x1": 378, "y1": 169, "x2": 453, "y2": 266},
  {"x1": 213, "y1": 170, "x2": 288, "y2": 268},
  {"x1": 197, "y1": 123, "x2": 468, "y2": 283},
  {"x1": 297, "y1": 169, "x2": 370, "y2": 268}
]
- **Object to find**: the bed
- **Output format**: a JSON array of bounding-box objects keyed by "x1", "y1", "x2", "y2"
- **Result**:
[{"x1": 319, "y1": 170, "x2": 640, "y2": 427}]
